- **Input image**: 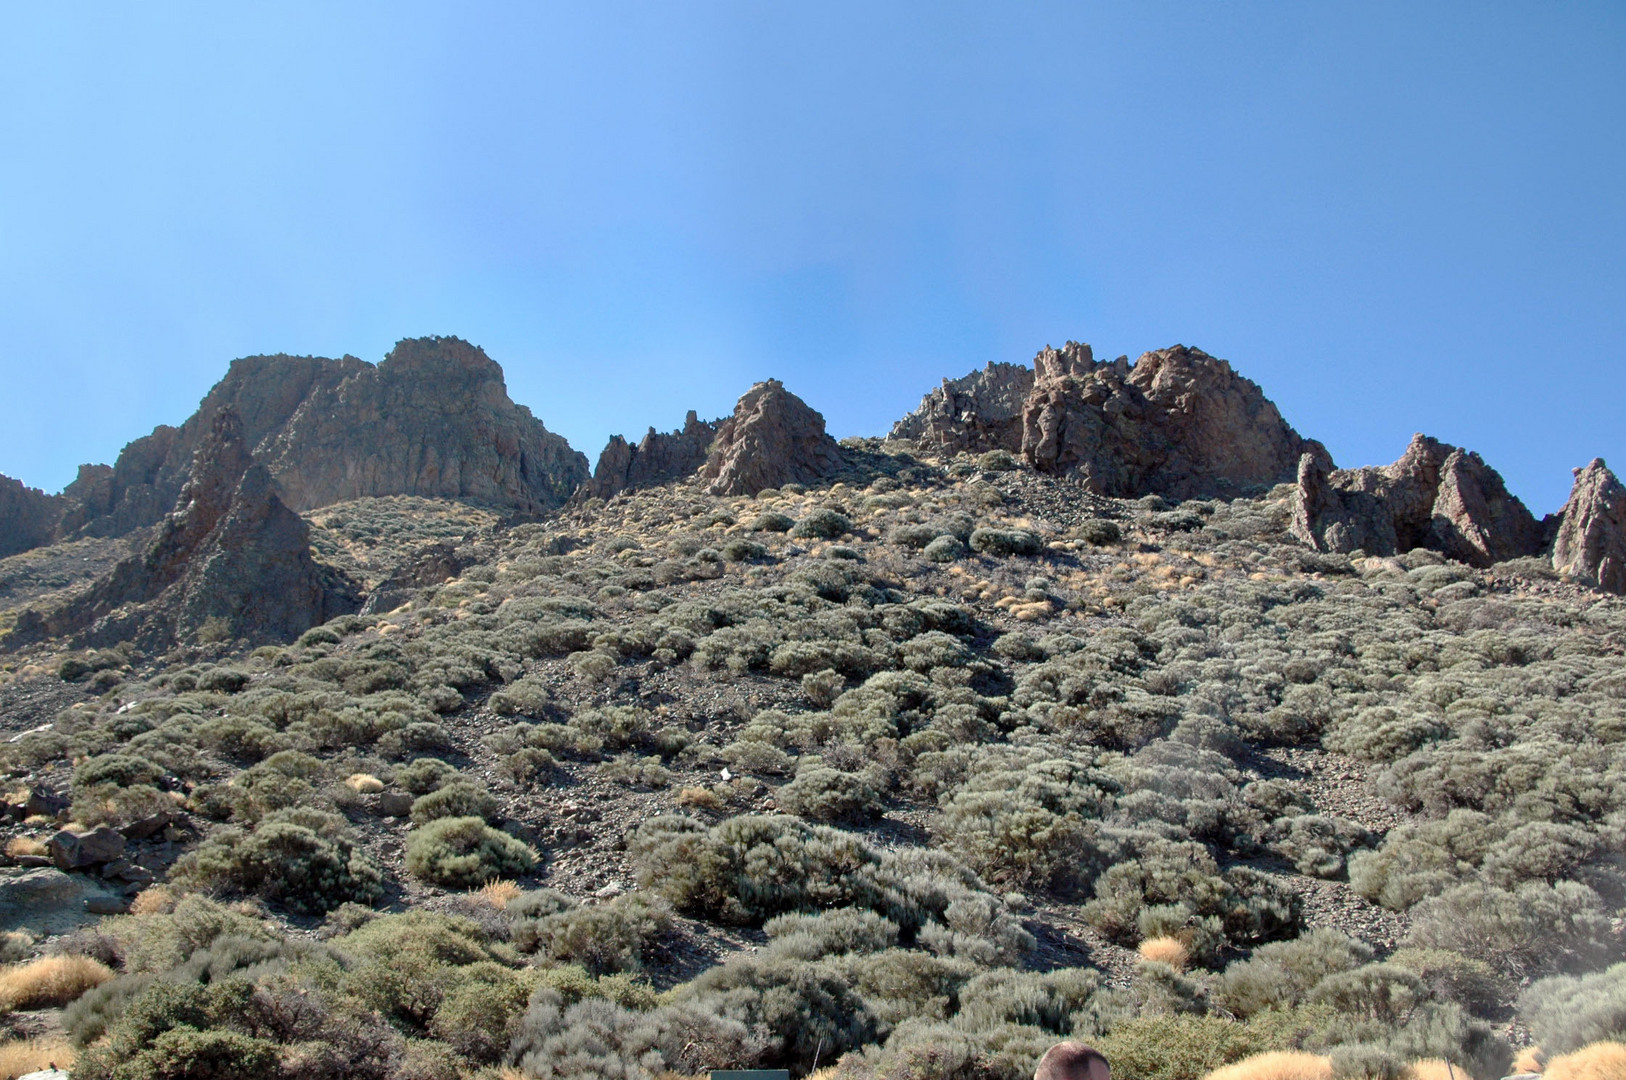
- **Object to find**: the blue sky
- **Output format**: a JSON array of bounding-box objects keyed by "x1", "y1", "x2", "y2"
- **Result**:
[{"x1": 1, "y1": 3, "x2": 1621, "y2": 513}]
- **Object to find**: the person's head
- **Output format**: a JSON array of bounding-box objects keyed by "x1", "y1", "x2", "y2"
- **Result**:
[{"x1": 1034, "y1": 1041, "x2": 1110, "y2": 1080}]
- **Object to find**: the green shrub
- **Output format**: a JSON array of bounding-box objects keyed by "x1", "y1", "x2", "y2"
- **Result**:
[
  {"x1": 776, "y1": 766, "x2": 883, "y2": 822},
  {"x1": 978, "y1": 450, "x2": 1018, "y2": 472},
  {"x1": 511, "y1": 892, "x2": 671, "y2": 974},
  {"x1": 1518, "y1": 962, "x2": 1626, "y2": 1056},
  {"x1": 1215, "y1": 928, "x2": 1373, "y2": 1018},
  {"x1": 792, "y1": 508, "x2": 852, "y2": 539},
  {"x1": 1076, "y1": 519, "x2": 1122, "y2": 545},
  {"x1": 410, "y1": 780, "x2": 500, "y2": 824},
  {"x1": 923, "y1": 535, "x2": 968, "y2": 562},
  {"x1": 722, "y1": 537, "x2": 769, "y2": 561},
  {"x1": 1406, "y1": 880, "x2": 1613, "y2": 978},
  {"x1": 968, "y1": 528, "x2": 1042, "y2": 557},
  {"x1": 750, "y1": 512, "x2": 795, "y2": 533},
  {"x1": 169, "y1": 810, "x2": 383, "y2": 915},
  {"x1": 396, "y1": 757, "x2": 461, "y2": 794},
  {"x1": 404, "y1": 816, "x2": 537, "y2": 888}
]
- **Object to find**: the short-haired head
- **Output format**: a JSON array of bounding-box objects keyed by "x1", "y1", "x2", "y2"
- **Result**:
[{"x1": 1034, "y1": 1041, "x2": 1110, "y2": 1080}]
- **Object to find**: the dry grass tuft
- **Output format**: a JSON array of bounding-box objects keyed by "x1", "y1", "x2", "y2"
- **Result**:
[
  {"x1": 1512, "y1": 1047, "x2": 1544, "y2": 1074},
  {"x1": 129, "y1": 885, "x2": 178, "y2": 915},
  {"x1": 474, "y1": 879, "x2": 523, "y2": 909},
  {"x1": 1545, "y1": 1042, "x2": 1626, "y2": 1080},
  {"x1": 1201, "y1": 1051, "x2": 1333, "y2": 1080},
  {"x1": 345, "y1": 773, "x2": 385, "y2": 794},
  {"x1": 3, "y1": 837, "x2": 45, "y2": 859},
  {"x1": 676, "y1": 786, "x2": 724, "y2": 811},
  {"x1": 0, "y1": 1037, "x2": 75, "y2": 1079},
  {"x1": 1138, "y1": 935, "x2": 1189, "y2": 970},
  {"x1": 1409, "y1": 1061, "x2": 1470, "y2": 1080},
  {"x1": 0, "y1": 954, "x2": 114, "y2": 1009}
]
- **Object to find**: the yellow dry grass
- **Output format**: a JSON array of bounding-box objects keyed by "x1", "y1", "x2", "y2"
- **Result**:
[
  {"x1": 474, "y1": 879, "x2": 523, "y2": 910},
  {"x1": 0, "y1": 1037, "x2": 75, "y2": 1079},
  {"x1": 129, "y1": 886, "x2": 177, "y2": 915},
  {"x1": 1545, "y1": 1042, "x2": 1626, "y2": 1080},
  {"x1": 0, "y1": 954, "x2": 114, "y2": 1009},
  {"x1": 1201, "y1": 1051, "x2": 1332, "y2": 1080},
  {"x1": 3, "y1": 837, "x2": 45, "y2": 859},
  {"x1": 1137, "y1": 935, "x2": 1189, "y2": 971},
  {"x1": 677, "y1": 786, "x2": 724, "y2": 811},
  {"x1": 1512, "y1": 1047, "x2": 1544, "y2": 1073},
  {"x1": 1409, "y1": 1061, "x2": 1470, "y2": 1080},
  {"x1": 345, "y1": 773, "x2": 384, "y2": 794}
]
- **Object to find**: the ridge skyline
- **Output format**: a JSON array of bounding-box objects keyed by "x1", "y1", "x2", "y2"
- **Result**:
[{"x1": 1, "y1": 333, "x2": 1607, "y2": 519}]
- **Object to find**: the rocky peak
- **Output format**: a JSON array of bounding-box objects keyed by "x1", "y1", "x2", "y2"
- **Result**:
[
  {"x1": 890, "y1": 362, "x2": 1035, "y2": 453},
  {"x1": 1033, "y1": 340, "x2": 1099, "y2": 381},
  {"x1": 0, "y1": 475, "x2": 65, "y2": 559},
  {"x1": 1552, "y1": 458, "x2": 1626, "y2": 594},
  {"x1": 1019, "y1": 343, "x2": 1318, "y2": 499},
  {"x1": 701, "y1": 379, "x2": 845, "y2": 497},
  {"x1": 1291, "y1": 433, "x2": 1543, "y2": 567},
  {"x1": 45, "y1": 338, "x2": 586, "y2": 548},
  {"x1": 587, "y1": 410, "x2": 723, "y2": 500},
  {"x1": 6, "y1": 407, "x2": 356, "y2": 650}
]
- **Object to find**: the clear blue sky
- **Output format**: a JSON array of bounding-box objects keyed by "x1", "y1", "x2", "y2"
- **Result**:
[{"x1": 2, "y1": 4, "x2": 1621, "y2": 513}]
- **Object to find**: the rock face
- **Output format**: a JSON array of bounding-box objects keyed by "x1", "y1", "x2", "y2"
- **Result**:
[
  {"x1": 587, "y1": 410, "x2": 723, "y2": 500},
  {"x1": 0, "y1": 475, "x2": 65, "y2": 558},
  {"x1": 890, "y1": 362, "x2": 1035, "y2": 453},
  {"x1": 55, "y1": 337, "x2": 586, "y2": 542},
  {"x1": 700, "y1": 380, "x2": 845, "y2": 497},
  {"x1": 1551, "y1": 459, "x2": 1626, "y2": 594},
  {"x1": 8, "y1": 408, "x2": 358, "y2": 649},
  {"x1": 1291, "y1": 434, "x2": 1544, "y2": 567},
  {"x1": 893, "y1": 342, "x2": 1317, "y2": 500},
  {"x1": 1020, "y1": 344, "x2": 1319, "y2": 499}
]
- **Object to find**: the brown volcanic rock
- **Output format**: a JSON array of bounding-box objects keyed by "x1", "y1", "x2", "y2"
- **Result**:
[
  {"x1": 60, "y1": 356, "x2": 360, "y2": 538},
  {"x1": 890, "y1": 361, "x2": 1035, "y2": 453},
  {"x1": 57, "y1": 338, "x2": 585, "y2": 543},
  {"x1": 1552, "y1": 458, "x2": 1626, "y2": 594},
  {"x1": 8, "y1": 408, "x2": 357, "y2": 649},
  {"x1": 700, "y1": 380, "x2": 845, "y2": 497},
  {"x1": 1019, "y1": 343, "x2": 1318, "y2": 499},
  {"x1": 1291, "y1": 434, "x2": 1542, "y2": 567},
  {"x1": 587, "y1": 410, "x2": 722, "y2": 500},
  {"x1": 266, "y1": 337, "x2": 586, "y2": 514},
  {"x1": 0, "y1": 475, "x2": 65, "y2": 558}
]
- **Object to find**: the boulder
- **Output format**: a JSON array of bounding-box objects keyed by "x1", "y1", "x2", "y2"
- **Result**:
[
  {"x1": 890, "y1": 361, "x2": 1035, "y2": 454},
  {"x1": 587, "y1": 410, "x2": 723, "y2": 499},
  {"x1": 376, "y1": 791, "x2": 414, "y2": 818},
  {"x1": 701, "y1": 380, "x2": 846, "y2": 497},
  {"x1": 1552, "y1": 458, "x2": 1626, "y2": 594},
  {"x1": 48, "y1": 826, "x2": 126, "y2": 870},
  {"x1": 1291, "y1": 434, "x2": 1543, "y2": 567},
  {"x1": 45, "y1": 337, "x2": 587, "y2": 549}
]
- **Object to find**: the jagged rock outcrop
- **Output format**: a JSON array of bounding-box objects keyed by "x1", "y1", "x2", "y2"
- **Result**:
[
  {"x1": 894, "y1": 342, "x2": 1316, "y2": 499},
  {"x1": 1020, "y1": 343, "x2": 1318, "y2": 499},
  {"x1": 890, "y1": 362, "x2": 1035, "y2": 453},
  {"x1": 0, "y1": 476, "x2": 65, "y2": 558},
  {"x1": 1291, "y1": 434, "x2": 1543, "y2": 567},
  {"x1": 1552, "y1": 459, "x2": 1626, "y2": 594},
  {"x1": 701, "y1": 380, "x2": 845, "y2": 497},
  {"x1": 52, "y1": 337, "x2": 586, "y2": 544},
  {"x1": 6, "y1": 408, "x2": 357, "y2": 649},
  {"x1": 587, "y1": 411, "x2": 722, "y2": 500}
]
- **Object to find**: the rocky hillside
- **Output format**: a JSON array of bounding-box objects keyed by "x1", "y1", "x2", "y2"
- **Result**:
[{"x1": 0, "y1": 338, "x2": 1621, "y2": 1080}]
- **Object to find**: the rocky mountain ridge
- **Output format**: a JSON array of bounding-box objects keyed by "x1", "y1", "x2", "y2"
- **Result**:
[{"x1": 4, "y1": 335, "x2": 1625, "y2": 605}]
